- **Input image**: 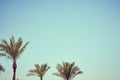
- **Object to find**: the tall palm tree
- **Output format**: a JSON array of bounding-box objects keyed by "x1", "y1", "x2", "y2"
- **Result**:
[
  {"x1": 53, "y1": 62, "x2": 83, "y2": 80},
  {"x1": 27, "y1": 63, "x2": 50, "y2": 80},
  {"x1": 0, "y1": 36, "x2": 29, "y2": 80}
]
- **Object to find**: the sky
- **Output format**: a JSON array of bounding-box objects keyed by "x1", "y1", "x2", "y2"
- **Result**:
[{"x1": 0, "y1": 0, "x2": 120, "y2": 80}]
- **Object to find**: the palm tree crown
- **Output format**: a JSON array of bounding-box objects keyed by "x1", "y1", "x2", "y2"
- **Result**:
[
  {"x1": 53, "y1": 62, "x2": 83, "y2": 80},
  {"x1": 27, "y1": 63, "x2": 50, "y2": 80},
  {"x1": 0, "y1": 36, "x2": 29, "y2": 61}
]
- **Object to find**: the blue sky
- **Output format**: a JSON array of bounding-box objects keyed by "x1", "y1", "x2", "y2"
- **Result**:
[{"x1": 0, "y1": 0, "x2": 120, "y2": 80}]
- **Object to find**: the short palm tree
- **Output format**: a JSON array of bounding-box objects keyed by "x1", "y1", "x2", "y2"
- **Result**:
[
  {"x1": 0, "y1": 36, "x2": 29, "y2": 80},
  {"x1": 27, "y1": 63, "x2": 50, "y2": 80},
  {"x1": 53, "y1": 62, "x2": 83, "y2": 80}
]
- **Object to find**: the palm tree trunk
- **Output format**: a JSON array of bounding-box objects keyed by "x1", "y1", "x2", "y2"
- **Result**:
[
  {"x1": 40, "y1": 76, "x2": 43, "y2": 80},
  {"x1": 13, "y1": 60, "x2": 17, "y2": 80}
]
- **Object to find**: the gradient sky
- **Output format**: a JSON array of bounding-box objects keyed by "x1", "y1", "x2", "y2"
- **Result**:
[{"x1": 0, "y1": 0, "x2": 120, "y2": 80}]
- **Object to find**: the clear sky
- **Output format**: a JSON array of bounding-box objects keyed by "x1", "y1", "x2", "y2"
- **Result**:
[{"x1": 0, "y1": 0, "x2": 120, "y2": 80}]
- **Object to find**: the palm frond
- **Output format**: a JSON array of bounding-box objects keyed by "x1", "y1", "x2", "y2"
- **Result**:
[
  {"x1": 71, "y1": 66, "x2": 80, "y2": 74},
  {"x1": 0, "y1": 43, "x2": 10, "y2": 53},
  {"x1": 56, "y1": 64, "x2": 63, "y2": 74},
  {"x1": 15, "y1": 37, "x2": 22, "y2": 54},
  {"x1": 46, "y1": 66, "x2": 50, "y2": 72},
  {"x1": 0, "y1": 64, "x2": 5, "y2": 72},
  {"x1": 10, "y1": 36, "x2": 15, "y2": 48},
  {"x1": 17, "y1": 41, "x2": 29, "y2": 58},
  {"x1": 10, "y1": 36, "x2": 15, "y2": 54},
  {"x1": 19, "y1": 41, "x2": 29, "y2": 53},
  {"x1": 16, "y1": 41, "x2": 29, "y2": 59},
  {"x1": 0, "y1": 41, "x2": 12, "y2": 58},
  {"x1": 70, "y1": 71, "x2": 83, "y2": 79},
  {"x1": 1, "y1": 39, "x2": 9, "y2": 46},
  {"x1": 29, "y1": 69, "x2": 37, "y2": 73},
  {"x1": 26, "y1": 73, "x2": 38, "y2": 76},
  {"x1": 35, "y1": 64, "x2": 41, "y2": 72}
]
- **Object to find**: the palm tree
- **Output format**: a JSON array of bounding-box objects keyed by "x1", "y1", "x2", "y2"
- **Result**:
[
  {"x1": 53, "y1": 62, "x2": 83, "y2": 80},
  {"x1": 27, "y1": 63, "x2": 50, "y2": 80},
  {"x1": 0, "y1": 36, "x2": 29, "y2": 80}
]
